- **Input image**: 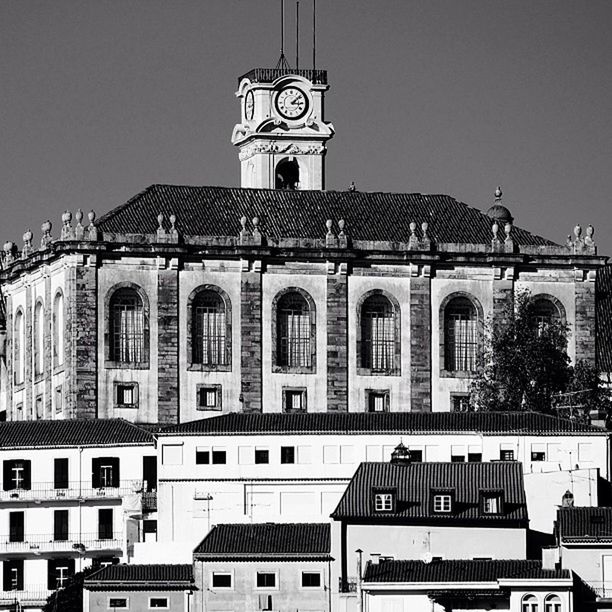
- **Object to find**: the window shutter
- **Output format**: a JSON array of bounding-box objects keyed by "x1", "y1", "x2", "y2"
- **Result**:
[
  {"x1": 92, "y1": 458, "x2": 101, "y2": 488},
  {"x1": 110, "y1": 458, "x2": 120, "y2": 488},
  {"x1": 47, "y1": 561, "x2": 55, "y2": 590},
  {"x1": 2, "y1": 462, "x2": 11, "y2": 491},
  {"x1": 22, "y1": 461, "x2": 31, "y2": 490},
  {"x1": 2, "y1": 561, "x2": 10, "y2": 591},
  {"x1": 54, "y1": 458, "x2": 69, "y2": 489}
]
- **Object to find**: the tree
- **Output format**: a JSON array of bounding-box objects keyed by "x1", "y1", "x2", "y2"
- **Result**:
[
  {"x1": 42, "y1": 565, "x2": 98, "y2": 612},
  {"x1": 470, "y1": 290, "x2": 572, "y2": 413}
]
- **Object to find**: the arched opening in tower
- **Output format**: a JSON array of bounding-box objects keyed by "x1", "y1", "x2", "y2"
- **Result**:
[{"x1": 275, "y1": 158, "x2": 300, "y2": 190}]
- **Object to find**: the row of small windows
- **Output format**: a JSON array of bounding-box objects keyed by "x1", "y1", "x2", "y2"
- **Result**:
[
  {"x1": 523, "y1": 595, "x2": 562, "y2": 612},
  {"x1": 373, "y1": 490, "x2": 504, "y2": 515},
  {"x1": 13, "y1": 292, "x2": 64, "y2": 385},
  {"x1": 210, "y1": 570, "x2": 322, "y2": 590},
  {"x1": 104, "y1": 284, "x2": 565, "y2": 374}
]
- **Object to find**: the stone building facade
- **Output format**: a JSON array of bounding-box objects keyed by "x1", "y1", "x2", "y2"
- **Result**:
[{"x1": 0, "y1": 67, "x2": 606, "y2": 424}]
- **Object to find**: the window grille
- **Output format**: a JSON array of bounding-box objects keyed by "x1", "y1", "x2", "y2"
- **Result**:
[
  {"x1": 445, "y1": 297, "x2": 477, "y2": 371},
  {"x1": 374, "y1": 493, "x2": 393, "y2": 511},
  {"x1": 110, "y1": 289, "x2": 145, "y2": 363},
  {"x1": 278, "y1": 293, "x2": 311, "y2": 367},
  {"x1": 361, "y1": 295, "x2": 395, "y2": 371},
  {"x1": 193, "y1": 291, "x2": 227, "y2": 365}
]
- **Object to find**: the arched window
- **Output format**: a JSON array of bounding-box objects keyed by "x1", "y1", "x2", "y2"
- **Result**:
[
  {"x1": 544, "y1": 595, "x2": 561, "y2": 612},
  {"x1": 444, "y1": 296, "x2": 478, "y2": 372},
  {"x1": 531, "y1": 296, "x2": 563, "y2": 337},
  {"x1": 33, "y1": 301, "x2": 44, "y2": 377},
  {"x1": 53, "y1": 292, "x2": 64, "y2": 368},
  {"x1": 276, "y1": 291, "x2": 312, "y2": 368},
  {"x1": 360, "y1": 293, "x2": 397, "y2": 372},
  {"x1": 275, "y1": 158, "x2": 300, "y2": 190},
  {"x1": 13, "y1": 309, "x2": 24, "y2": 385},
  {"x1": 109, "y1": 288, "x2": 147, "y2": 364},
  {"x1": 192, "y1": 290, "x2": 228, "y2": 366},
  {"x1": 522, "y1": 595, "x2": 539, "y2": 612}
]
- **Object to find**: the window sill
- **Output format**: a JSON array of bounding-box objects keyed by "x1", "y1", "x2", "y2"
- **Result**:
[
  {"x1": 53, "y1": 365, "x2": 65, "y2": 376},
  {"x1": 357, "y1": 368, "x2": 400, "y2": 377},
  {"x1": 196, "y1": 406, "x2": 222, "y2": 412},
  {"x1": 188, "y1": 363, "x2": 231, "y2": 372},
  {"x1": 105, "y1": 361, "x2": 150, "y2": 370},
  {"x1": 440, "y1": 370, "x2": 476, "y2": 379},
  {"x1": 13, "y1": 381, "x2": 25, "y2": 391},
  {"x1": 272, "y1": 365, "x2": 315, "y2": 374},
  {"x1": 114, "y1": 404, "x2": 139, "y2": 410}
]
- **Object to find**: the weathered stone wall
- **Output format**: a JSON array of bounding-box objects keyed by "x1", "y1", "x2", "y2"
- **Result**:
[
  {"x1": 410, "y1": 273, "x2": 431, "y2": 412},
  {"x1": 327, "y1": 272, "x2": 348, "y2": 411},
  {"x1": 575, "y1": 274, "x2": 597, "y2": 365},
  {"x1": 240, "y1": 264, "x2": 262, "y2": 412}
]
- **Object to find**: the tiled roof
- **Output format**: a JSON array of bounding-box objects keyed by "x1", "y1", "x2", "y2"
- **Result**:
[
  {"x1": 597, "y1": 264, "x2": 612, "y2": 372},
  {"x1": 331, "y1": 462, "x2": 527, "y2": 524},
  {"x1": 85, "y1": 564, "x2": 193, "y2": 585},
  {"x1": 557, "y1": 507, "x2": 612, "y2": 542},
  {"x1": 96, "y1": 185, "x2": 556, "y2": 246},
  {"x1": 161, "y1": 411, "x2": 605, "y2": 436},
  {"x1": 194, "y1": 523, "x2": 331, "y2": 558},
  {"x1": 0, "y1": 419, "x2": 154, "y2": 448},
  {"x1": 363, "y1": 559, "x2": 570, "y2": 583}
]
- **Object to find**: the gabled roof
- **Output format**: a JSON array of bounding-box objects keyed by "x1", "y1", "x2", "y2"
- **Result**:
[
  {"x1": 0, "y1": 419, "x2": 154, "y2": 449},
  {"x1": 363, "y1": 559, "x2": 570, "y2": 583},
  {"x1": 84, "y1": 564, "x2": 193, "y2": 587},
  {"x1": 193, "y1": 523, "x2": 331, "y2": 560},
  {"x1": 160, "y1": 411, "x2": 605, "y2": 436},
  {"x1": 96, "y1": 184, "x2": 556, "y2": 247},
  {"x1": 331, "y1": 462, "x2": 527, "y2": 525},
  {"x1": 557, "y1": 507, "x2": 612, "y2": 543}
]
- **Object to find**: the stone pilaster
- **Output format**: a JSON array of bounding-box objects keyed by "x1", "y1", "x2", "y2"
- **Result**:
[
  {"x1": 326, "y1": 269, "x2": 348, "y2": 412},
  {"x1": 157, "y1": 263, "x2": 179, "y2": 424},
  {"x1": 410, "y1": 272, "x2": 431, "y2": 412},
  {"x1": 240, "y1": 263, "x2": 262, "y2": 412},
  {"x1": 575, "y1": 271, "x2": 596, "y2": 365},
  {"x1": 25, "y1": 285, "x2": 32, "y2": 418},
  {"x1": 492, "y1": 269, "x2": 514, "y2": 334},
  {"x1": 44, "y1": 273, "x2": 52, "y2": 417}
]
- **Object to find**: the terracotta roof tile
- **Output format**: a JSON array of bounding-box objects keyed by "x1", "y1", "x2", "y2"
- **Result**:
[
  {"x1": 85, "y1": 564, "x2": 193, "y2": 584},
  {"x1": 558, "y1": 507, "x2": 612, "y2": 542}
]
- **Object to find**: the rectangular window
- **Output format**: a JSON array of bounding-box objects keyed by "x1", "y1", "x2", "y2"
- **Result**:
[
  {"x1": 149, "y1": 598, "x2": 169, "y2": 609},
  {"x1": 301, "y1": 571, "x2": 322, "y2": 588},
  {"x1": 433, "y1": 494, "x2": 452, "y2": 513},
  {"x1": 500, "y1": 449, "x2": 515, "y2": 461},
  {"x1": 445, "y1": 309, "x2": 477, "y2": 371},
  {"x1": 297, "y1": 446, "x2": 312, "y2": 464},
  {"x1": 54, "y1": 510, "x2": 69, "y2": 541},
  {"x1": 108, "y1": 599, "x2": 128, "y2": 609},
  {"x1": 468, "y1": 446, "x2": 482, "y2": 462},
  {"x1": 9, "y1": 512, "x2": 24, "y2": 542},
  {"x1": 212, "y1": 449, "x2": 226, "y2": 464},
  {"x1": 451, "y1": 446, "x2": 466, "y2": 462},
  {"x1": 196, "y1": 448, "x2": 210, "y2": 465},
  {"x1": 323, "y1": 445, "x2": 340, "y2": 464},
  {"x1": 3, "y1": 459, "x2": 31, "y2": 490},
  {"x1": 281, "y1": 446, "x2": 295, "y2": 464},
  {"x1": 482, "y1": 492, "x2": 503, "y2": 514},
  {"x1": 55, "y1": 386, "x2": 63, "y2": 413},
  {"x1": 409, "y1": 449, "x2": 423, "y2": 462},
  {"x1": 367, "y1": 390, "x2": 389, "y2": 412},
  {"x1": 98, "y1": 508, "x2": 113, "y2": 540},
  {"x1": 211, "y1": 572, "x2": 232, "y2": 589},
  {"x1": 54, "y1": 458, "x2": 69, "y2": 489},
  {"x1": 197, "y1": 385, "x2": 222, "y2": 410},
  {"x1": 450, "y1": 393, "x2": 470, "y2": 412},
  {"x1": 115, "y1": 382, "x2": 139, "y2": 408},
  {"x1": 283, "y1": 388, "x2": 306, "y2": 413},
  {"x1": 254, "y1": 449, "x2": 269, "y2": 464},
  {"x1": 47, "y1": 558, "x2": 74, "y2": 589},
  {"x1": 3, "y1": 559, "x2": 24, "y2": 591},
  {"x1": 531, "y1": 444, "x2": 546, "y2": 462},
  {"x1": 161, "y1": 444, "x2": 183, "y2": 465},
  {"x1": 374, "y1": 493, "x2": 394, "y2": 512},
  {"x1": 35, "y1": 394, "x2": 44, "y2": 419},
  {"x1": 256, "y1": 572, "x2": 277, "y2": 588},
  {"x1": 92, "y1": 457, "x2": 120, "y2": 488}
]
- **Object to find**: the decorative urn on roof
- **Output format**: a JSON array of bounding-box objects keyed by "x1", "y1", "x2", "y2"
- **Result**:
[{"x1": 486, "y1": 186, "x2": 514, "y2": 224}]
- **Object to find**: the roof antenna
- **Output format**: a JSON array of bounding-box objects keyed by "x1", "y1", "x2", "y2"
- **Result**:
[
  {"x1": 296, "y1": 1, "x2": 300, "y2": 69},
  {"x1": 312, "y1": 0, "x2": 316, "y2": 70},
  {"x1": 276, "y1": 0, "x2": 291, "y2": 70}
]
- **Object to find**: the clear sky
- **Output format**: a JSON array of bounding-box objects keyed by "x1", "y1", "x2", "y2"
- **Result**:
[{"x1": 1, "y1": 1, "x2": 611, "y2": 256}]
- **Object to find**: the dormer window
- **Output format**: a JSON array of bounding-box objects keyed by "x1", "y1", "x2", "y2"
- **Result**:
[
  {"x1": 373, "y1": 490, "x2": 395, "y2": 512},
  {"x1": 432, "y1": 492, "x2": 453, "y2": 513},
  {"x1": 481, "y1": 491, "x2": 504, "y2": 514}
]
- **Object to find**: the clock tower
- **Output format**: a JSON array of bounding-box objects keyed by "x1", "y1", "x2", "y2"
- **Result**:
[{"x1": 231, "y1": 68, "x2": 334, "y2": 190}]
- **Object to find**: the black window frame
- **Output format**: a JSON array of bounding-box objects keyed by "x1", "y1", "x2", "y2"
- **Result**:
[
  {"x1": 54, "y1": 458, "x2": 69, "y2": 489},
  {"x1": 280, "y1": 446, "x2": 295, "y2": 464},
  {"x1": 92, "y1": 457, "x2": 120, "y2": 488},
  {"x1": 9, "y1": 512, "x2": 24, "y2": 543},
  {"x1": 211, "y1": 572, "x2": 232, "y2": 588},
  {"x1": 256, "y1": 571, "x2": 277, "y2": 588},
  {"x1": 254, "y1": 449, "x2": 269, "y2": 464},
  {"x1": 53, "y1": 509, "x2": 69, "y2": 541},
  {"x1": 301, "y1": 571, "x2": 322, "y2": 588},
  {"x1": 47, "y1": 558, "x2": 75, "y2": 590},
  {"x1": 3, "y1": 459, "x2": 31, "y2": 491},
  {"x1": 3, "y1": 559, "x2": 24, "y2": 591},
  {"x1": 149, "y1": 597, "x2": 169, "y2": 609},
  {"x1": 98, "y1": 508, "x2": 113, "y2": 540}
]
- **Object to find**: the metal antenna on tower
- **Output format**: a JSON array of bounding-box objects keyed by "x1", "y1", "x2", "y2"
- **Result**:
[
  {"x1": 276, "y1": 0, "x2": 291, "y2": 70},
  {"x1": 296, "y1": 1, "x2": 300, "y2": 69},
  {"x1": 312, "y1": 0, "x2": 316, "y2": 70}
]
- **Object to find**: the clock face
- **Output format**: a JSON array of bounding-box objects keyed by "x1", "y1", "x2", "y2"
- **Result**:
[
  {"x1": 275, "y1": 87, "x2": 309, "y2": 120},
  {"x1": 245, "y1": 90, "x2": 254, "y2": 120}
]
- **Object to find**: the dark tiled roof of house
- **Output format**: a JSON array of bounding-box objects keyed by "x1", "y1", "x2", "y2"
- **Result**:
[
  {"x1": 557, "y1": 507, "x2": 612, "y2": 543},
  {"x1": 331, "y1": 462, "x2": 527, "y2": 525},
  {"x1": 161, "y1": 411, "x2": 605, "y2": 436},
  {"x1": 194, "y1": 523, "x2": 331, "y2": 559},
  {"x1": 0, "y1": 419, "x2": 154, "y2": 448},
  {"x1": 597, "y1": 264, "x2": 612, "y2": 372},
  {"x1": 96, "y1": 184, "x2": 556, "y2": 246},
  {"x1": 363, "y1": 559, "x2": 570, "y2": 583},
  {"x1": 85, "y1": 564, "x2": 193, "y2": 585}
]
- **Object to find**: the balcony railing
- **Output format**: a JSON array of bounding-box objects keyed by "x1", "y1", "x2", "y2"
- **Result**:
[
  {"x1": 0, "y1": 586, "x2": 52, "y2": 605},
  {"x1": 142, "y1": 491, "x2": 157, "y2": 512},
  {"x1": 0, "y1": 532, "x2": 123, "y2": 554},
  {"x1": 586, "y1": 582, "x2": 612, "y2": 600},
  {"x1": 0, "y1": 481, "x2": 145, "y2": 503}
]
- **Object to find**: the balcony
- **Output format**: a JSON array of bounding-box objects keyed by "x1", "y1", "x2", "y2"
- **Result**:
[
  {"x1": 0, "y1": 532, "x2": 123, "y2": 555},
  {"x1": 0, "y1": 586, "x2": 52, "y2": 606},
  {"x1": 0, "y1": 481, "x2": 144, "y2": 503}
]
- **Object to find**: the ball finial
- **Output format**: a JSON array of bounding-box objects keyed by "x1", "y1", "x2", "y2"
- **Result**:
[{"x1": 495, "y1": 186, "x2": 502, "y2": 200}]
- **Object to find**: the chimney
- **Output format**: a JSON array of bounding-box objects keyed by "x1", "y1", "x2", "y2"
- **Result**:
[{"x1": 370, "y1": 553, "x2": 381, "y2": 565}]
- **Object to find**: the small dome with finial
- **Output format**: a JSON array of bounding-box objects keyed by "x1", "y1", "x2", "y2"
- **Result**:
[
  {"x1": 390, "y1": 442, "x2": 412, "y2": 465},
  {"x1": 486, "y1": 186, "x2": 514, "y2": 224}
]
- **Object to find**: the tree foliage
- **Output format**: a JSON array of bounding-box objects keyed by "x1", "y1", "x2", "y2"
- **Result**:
[
  {"x1": 42, "y1": 565, "x2": 98, "y2": 612},
  {"x1": 470, "y1": 290, "x2": 609, "y2": 420}
]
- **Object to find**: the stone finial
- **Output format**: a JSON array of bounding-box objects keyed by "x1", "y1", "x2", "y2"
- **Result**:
[
  {"x1": 495, "y1": 186, "x2": 503, "y2": 201},
  {"x1": 492, "y1": 221, "x2": 499, "y2": 239},
  {"x1": 574, "y1": 224, "x2": 582, "y2": 239},
  {"x1": 348, "y1": 181, "x2": 356, "y2": 192},
  {"x1": 169, "y1": 214, "x2": 177, "y2": 231},
  {"x1": 22, "y1": 230, "x2": 33, "y2": 258},
  {"x1": 252, "y1": 216, "x2": 262, "y2": 245},
  {"x1": 74, "y1": 209, "x2": 84, "y2": 240},
  {"x1": 408, "y1": 221, "x2": 419, "y2": 249},
  {"x1": 325, "y1": 219, "x2": 337, "y2": 248},
  {"x1": 326, "y1": 219, "x2": 333, "y2": 236},
  {"x1": 88, "y1": 210, "x2": 96, "y2": 225},
  {"x1": 3, "y1": 241, "x2": 16, "y2": 264},
  {"x1": 239, "y1": 215, "x2": 251, "y2": 245},
  {"x1": 504, "y1": 221, "x2": 515, "y2": 253},
  {"x1": 168, "y1": 213, "x2": 179, "y2": 242},
  {"x1": 60, "y1": 210, "x2": 74, "y2": 240},
  {"x1": 40, "y1": 220, "x2": 52, "y2": 249},
  {"x1": 86, "y1": 210, "x2": 98, "y2": 241},
  {"x1": 156, "y1": 213, "x2": 166, "y2": 240},
  {"x1": 338, "y1": 219, "x2": 346, "y2": 236},
  {"x1": 585, "y1": 224, "x2": 595, "y2": 246}
]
